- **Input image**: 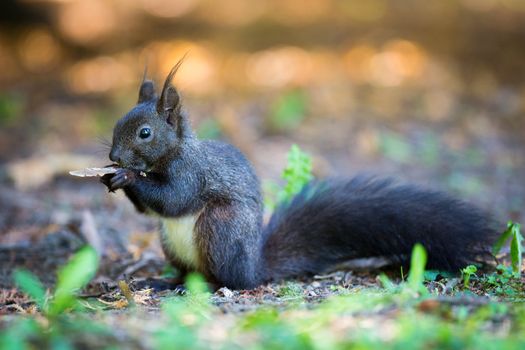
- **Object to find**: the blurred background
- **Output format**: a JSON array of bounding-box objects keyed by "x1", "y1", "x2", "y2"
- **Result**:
[{"x1": 0, "y1": 0, "x2": 524, "y2": 264}]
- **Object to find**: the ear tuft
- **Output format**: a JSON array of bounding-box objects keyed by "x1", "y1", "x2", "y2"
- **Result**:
[
  {"x1": 156, "y1": 55, "x2": 187, "y2": 115},
  {"x1": 138, "y1": 80, "x2": 156, "y2": 103}
]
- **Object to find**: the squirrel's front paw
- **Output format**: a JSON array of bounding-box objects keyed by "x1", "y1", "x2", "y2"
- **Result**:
[
  {"x1": 100, "y1": 173, "x2": 115, "y2": 192},
  {"x1": 109, "y1": 169, "x2": 136, "y2": 191}
]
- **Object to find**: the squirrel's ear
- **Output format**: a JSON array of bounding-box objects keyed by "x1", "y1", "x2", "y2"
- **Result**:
[
  {"x1": 138, "y1": 80, "x2": 156, "y2": 103},
  {"x1": 156, "y1": 57, "x2": 185, "y2": 123}
]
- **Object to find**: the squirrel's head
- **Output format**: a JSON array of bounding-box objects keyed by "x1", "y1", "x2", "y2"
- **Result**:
[{"x1": 109, "y1": 60, "x2": 192, "y2": 172}]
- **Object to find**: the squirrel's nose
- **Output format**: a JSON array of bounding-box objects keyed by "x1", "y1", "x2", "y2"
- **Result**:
[{"x1": 109, "y1": 149, "x2": 120, "y2": 163}]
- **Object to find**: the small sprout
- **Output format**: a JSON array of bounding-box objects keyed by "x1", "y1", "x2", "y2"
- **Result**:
[
  {"x1": 461, "y1": 265, "x2": 478, "y2": 288},
  {"x1": 264, "y1": 144, "x2": 314, "y2": 210},
  {"x1": 12, "y1": 270, "x2": 48, "y2": 312},
  {"x1": 278, "y1": 282, "x2": 304, "y2": 299},
  {"x1": 279, "y1": 144, "x2": 314, "y2": 204},
  {"x1": 14, "y1": 245, "x2": 99, "y2": 316},
  {"x1": 493, "y1": 221, "x2": 523, "y2": 276},
  {"x1": 49, "y1": 246, "x2": 99, "y2": 316},
  {"x1": 378, "y1": 273, "x2": 397, "y2": 292},
  {"x1": 407, "y1": 243, "x2": 428, "y2": 295}
]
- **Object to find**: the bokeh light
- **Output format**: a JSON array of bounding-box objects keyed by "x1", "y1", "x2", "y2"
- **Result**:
[
  {"x1": 17, "y1": 28, "x2": 61, "y2": 72},
  {"x1": 139, "y1": 0, "x2": 198, "y2": 18},
  {"x1": 66, "y1": 56, "x2": 132, "y2": 94},
  {"x1": 246, "y1": 47, "x2": 313, "y2": 88},
  {"x1": 58, "y1": 0, "x2": 117, "y2": 45},
  {"x1": 144, "y1": 41, "x2": 217, "y2": 94}
]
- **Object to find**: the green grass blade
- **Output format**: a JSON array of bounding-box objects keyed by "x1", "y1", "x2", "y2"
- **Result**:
[
  {"x1": 13, "y1": 269, "x2": 47, "y2": 311},
  {"x1": 509, "y1": 223, "x2": 523, "y2": 275},
  {"x1": 49, "y1": 245, "x2": 99, "y2": 316},
  {"x1": 185, "y1": 273, "x2": 209, "y2": 295},
  {"x1": 0, "y1": 318, "x2": 39, "y2": 350},
  {"x1": 492, "y1": 222, "x2": 513, "y2": 255},
  {"x1": 378, "y1": 273, "x2": 397, "y2": 292},
  {"x1": 408, "y1": 243, "x2": 427, "y2": 293},
  {"x1": 461, "y1": 265, "x2": 477, "y2": 288}
]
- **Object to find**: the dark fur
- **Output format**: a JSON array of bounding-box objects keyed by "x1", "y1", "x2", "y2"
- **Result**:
[
  {"x1": 102, "y1": 62, "x2": 497, "y2": 290},
  {"x1": 263, "y1": 177, "x2": 496, "y2": 281}
]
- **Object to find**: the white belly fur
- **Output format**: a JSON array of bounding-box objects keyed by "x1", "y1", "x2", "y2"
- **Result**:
[{"x1": 160, "y1": 214, "x2": 200, "y2": 269}]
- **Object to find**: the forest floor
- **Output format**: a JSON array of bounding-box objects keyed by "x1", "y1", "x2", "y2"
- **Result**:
[
  {"x1": 0, "y1": 80, "x2": 524, "y2": 348},
  {"x1": 0, "y1": 147, "x2": 524, "y2": 349}
]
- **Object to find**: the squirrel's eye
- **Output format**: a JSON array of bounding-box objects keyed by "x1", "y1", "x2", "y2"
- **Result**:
[{"x1": 139, "y1": 127, "x2": 152, "y2": 139}]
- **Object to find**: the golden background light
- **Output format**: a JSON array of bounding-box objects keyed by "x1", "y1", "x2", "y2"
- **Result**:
[
  {"x1": 144, "y1": 41, "x2": 217, "y2": 94},
  {"x1": 17, "y1": 28, "x2": 61, "y2": 72},
  {"x1": 197, "y1": 0, "x2": 266, "y2": 26},
  {"x1": 246, "y1": 47, "x2": 313, "y2": 88},
  {"x1": 57, "y1": 0, "x2": 117, "y2": 45},
  {"x1": 67, "y1": 56, "x2": 131, "y2": 94},
  {"x1": 139, "y1": 0, "x2": 198, "y2": 18}
]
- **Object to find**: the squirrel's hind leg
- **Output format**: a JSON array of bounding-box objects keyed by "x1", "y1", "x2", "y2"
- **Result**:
[{"x1": 195, "y1": 202, "x2": 263, "y2": 290}]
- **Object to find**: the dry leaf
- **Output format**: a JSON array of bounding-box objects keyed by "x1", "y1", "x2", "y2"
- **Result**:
[
  {"x1": 418, "y1": 299, "x2": 441, "y2": 312},
  {"x1": 97, "y1": 298, "x2": 129, "y2": 309},
  {"x1": 133, "y1": 288, "x2": 154, "y2": 305},
  {"x1": 69, "y1": 167, "x2": 118, "y2": 177},
  {"x1": 217, "y1": 287, "x2": 234, "y2": 298},
  {"x1": 118, "y1": 280, "x2": 135, "y2": 307}
]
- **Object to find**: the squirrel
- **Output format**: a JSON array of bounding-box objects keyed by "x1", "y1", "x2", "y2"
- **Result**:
[{"x1": 101, "y1": 61, "x2": 497, "y2": 290}]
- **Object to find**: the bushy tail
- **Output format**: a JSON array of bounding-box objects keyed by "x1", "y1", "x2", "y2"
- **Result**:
[{"x1": 262, "y1": 176, "x2": 497, "y2": 281}]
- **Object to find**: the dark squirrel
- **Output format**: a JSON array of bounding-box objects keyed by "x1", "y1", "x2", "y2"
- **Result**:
[{"x1": 101, "y1": 62, "x2": 497, "y2": 290}]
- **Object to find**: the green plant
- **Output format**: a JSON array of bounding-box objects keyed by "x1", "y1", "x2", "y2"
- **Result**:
[
  {"x1": 378, "y1": 244, "x2": 430, "y2": 299},
  {"x1": 278, "y1": 144, "x2": 313, "y2": 203},
  {"x1": 377, "y1": 244, "x2": 430, "y2": 297},
  {"x1": 1, "y1": 246, "x2": 106, "y2": 349},
  {"x1": 14, "y1": 245, "x2": 99, "y2": 316},
  {"x1": 480, "y1": 264, "x2": 522, "y2": 297},
  {"x1": 278, "y1": 282, "x2": 304, "y2": 299},
  {"x1": 51, "y1": 247, "x2": 99, "y2": 314},
  {"x1": 153, "y1": 273, "x2": 211, "y2": 350},
  {"x1": 407, "y1": 243, "x2": 428, "y2": 295},
  {"x1": 264, "y1": 144, "x2": 314, "y2": 209},
  {"x1": 461, "y1": 265, "x2": 478, "y2": 288},
  {"x1": 240, "y1": 308, "x2": 314, "y2": 350},
  {"x1": 378, "y1": 273, "x2": 400, "y2": 293},
  {"x1": 269, "y1": 90, "x2": 307, "y2": 132},
  {"x1": 493, "y1": 221, "x2": 523, "y2": 276},
  {"x1": 423, "y1": 270, "x2": 451, "y2": 282}
]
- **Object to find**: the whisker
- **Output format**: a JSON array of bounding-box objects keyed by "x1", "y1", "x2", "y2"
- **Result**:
[
  {"x1": 97, "y1": 135, "x2": 112, "y2": 149},
  {"x1": 94, "y1": 148, "x2": 110, "y2": 155}
]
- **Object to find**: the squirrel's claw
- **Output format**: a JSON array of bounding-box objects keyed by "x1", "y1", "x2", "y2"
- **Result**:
[
  {"x1": 100, "y1": 173, "x2": 113, "y2": 190},
  {"x1": 109, "y1": 169, "x2": 136, "y2": 191}
]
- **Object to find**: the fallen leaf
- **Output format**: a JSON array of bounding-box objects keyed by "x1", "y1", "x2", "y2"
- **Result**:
[
  {"x1": 418, "y1": 299, "x2": 441, "y2": 312},
  {"x1": 97, "y1": 298, "x2": 129, "y2": 309},
  {"x1": 217, "y1": 287, "x2": 234, "y2": 298},
  {"x1": 69, "y1": 167, "x2": 118, "y2": 177}
]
